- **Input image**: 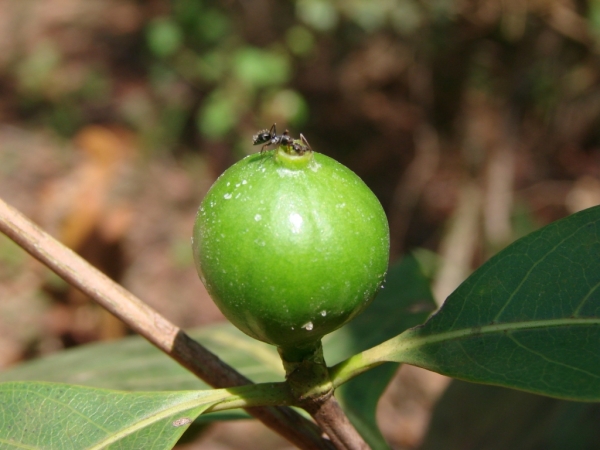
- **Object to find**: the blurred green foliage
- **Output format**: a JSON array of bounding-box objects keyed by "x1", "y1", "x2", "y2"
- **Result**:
[
  {"x1": 147, "y1": 18, "x2": 184, "y2": 58},
  {"x1": 2, "y1": 1, "x2": 600, "y2": 269},
  {"x1": 2, "y1": 0, "x2": 600, "y2": 208}
]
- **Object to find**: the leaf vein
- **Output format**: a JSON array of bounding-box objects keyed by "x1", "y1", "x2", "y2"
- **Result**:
[
  {"x1": 0, "y1": 438, "x2": 39, "y2": 449},
  {"x1": 507, "y1": 333, "x2": 600, "y2": 379},
  {"x1": 573, "y1": 280, "x2": 600, "y2": 317},
  {"x1": 492, "y1": 224, "x2": 589, "y2": 323},
  {"x1": 392, "y1": 318, "x2": 600, "y2": 357},
  {"x1": 8, "y1": 386, "x2": 112, "y2": 434}
]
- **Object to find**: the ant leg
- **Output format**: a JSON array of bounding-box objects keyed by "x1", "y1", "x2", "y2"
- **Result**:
[
  {"x1": 299, "y1": 133, "x2": 312, "y2": 151},
  {"x1": 270, "y1": 123, "x2": 277, "y2": 136}
]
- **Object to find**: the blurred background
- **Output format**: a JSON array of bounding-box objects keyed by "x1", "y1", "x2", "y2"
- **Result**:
[{"x1": 2, "y1": 0, "x2": 600, "y2": 448}]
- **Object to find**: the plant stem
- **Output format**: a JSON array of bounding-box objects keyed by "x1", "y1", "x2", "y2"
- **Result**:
[
  {"x1": 0, "y1": 196, "x2": 333, "y2": 450},
  {"x1": 329, "y1": 354, "x2": 384, "y2": 389},
  {"x1": 279, "y1": 342, "x2": 371, "y2": 449},
  {"x1": 304, "y1": 395, "x2": 370, "y2": 450}
]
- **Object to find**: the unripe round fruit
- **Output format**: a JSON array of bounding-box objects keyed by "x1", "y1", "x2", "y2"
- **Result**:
[{"x1": 192, "y1": 148, "x2": 389, "y2": 350}]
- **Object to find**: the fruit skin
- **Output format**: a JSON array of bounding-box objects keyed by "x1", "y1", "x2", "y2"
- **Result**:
[{"x1": 192, "y1": 149, "x2": 389, "y2": 349}]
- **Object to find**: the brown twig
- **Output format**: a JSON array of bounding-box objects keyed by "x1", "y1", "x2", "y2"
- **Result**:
[
  {"x1": 0, "y1": 196, "x2": 333, "y2": 450},
  {"x1": 304, "y1": 396, "x2": 369, "y2": 450}
]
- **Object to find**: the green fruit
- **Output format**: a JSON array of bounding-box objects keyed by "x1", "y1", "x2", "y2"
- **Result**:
[{"x1": 192, "y1": 148, "x2": 389, "y2": 350}]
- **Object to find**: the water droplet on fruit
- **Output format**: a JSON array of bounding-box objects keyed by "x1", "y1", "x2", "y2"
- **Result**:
[
  {"x1": 224, "y1": 193, "x2": 232, "y2": 199},
  {"x1": 302, "y1": 321, "x2": 314, "y2": 331},
  {"x1": 320, "y1": 310, "x2": 327, "y2": 316},
  {"x1": 242, "y1": 180, "x2": 247, "y2": 184},
  {"x1": 255, "y1": 214, "x2": 262, "y2": 221}
]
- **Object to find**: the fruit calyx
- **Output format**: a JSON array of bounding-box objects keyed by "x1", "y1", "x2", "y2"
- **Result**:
[{"x1": 274, "y1": 142, "x2": 314, "y2": 169}]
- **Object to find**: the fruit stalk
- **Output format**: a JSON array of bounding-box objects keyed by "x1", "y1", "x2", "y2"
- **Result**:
[
  {"x1": 279, "y1": 340, "x2": 370, "y2": 450},
  {"x1": 279, "y1": 340, "x2": 333, "y2": 406}
]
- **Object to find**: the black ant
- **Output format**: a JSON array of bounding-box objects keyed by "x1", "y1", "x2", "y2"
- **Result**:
[
  {"x1": 252, "y1": 123, "x2": 312, "y2": 154},
  {"x1": 252, "y1": 123, "x2": 278, "y2": 152}
]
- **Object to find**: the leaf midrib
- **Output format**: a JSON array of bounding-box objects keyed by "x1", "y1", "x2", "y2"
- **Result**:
[
  {"x1": 85, "y1": 391, "x2": 229, "y2": 450},
  {"x1": 377, "y1": 316, "x2": 600, "y2": 360}
]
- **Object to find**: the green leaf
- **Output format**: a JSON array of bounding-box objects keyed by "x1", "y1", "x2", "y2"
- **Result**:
[
  {"x1": 421, "y1": 380, "x2": 600, "y2": 450},
  {"x1": 262, "y1": 89, "x2": 309, "y2": 127},
  {"x1": 0, "y1": 323, "x2": 283, "y2": 390},
  {"x1": 15, "y1": 41, "x2": 61, "y2": 94},
  {"x1": 588, "y1": 1, "x2": 600, "y2": 35},
  {"x1": 0, "y1": 323, "x2": 284, "y2": 424},
  {"x1": 195, "y1": 9, "x2": 230, "y2": 44},
  {"x1": 285, "y1": 26, "x2": 316, "y2": 56},
  {"x1": 296, "y1": 0, "x2": 339, "y2": 31},
  {"x1": 197, "y1": 91, "x2": 240, "y2": 139},
  {"x1": 0, "y1": 323, "x2": 292, "y2": 438},
  {"x1": 333, "y1": 206, "x2": 600, "y2": 401},
  {"x1": 326, "y1": 255, "x2": 436, "y2": 449},
  {"x1": 232, "y1": 48, "x2": 290, "y2": 89},
  {"x1": 0, "y1": 382, "x2": 230, "y2": 449},
  {"x1": 147, "y1": 18, "x2": 183, "y2": 58},
  {"x1": 0, "y1": 380, "x2": 293, "y2": 449}
]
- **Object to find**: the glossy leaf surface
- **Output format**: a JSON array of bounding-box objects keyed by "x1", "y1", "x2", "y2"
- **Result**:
[
  {"x1": 336, "y1": 206, "x2": 600, "y2": 401},
  {"x1": 421, "y1": 380, "x2": 600, "y2": 450}
]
